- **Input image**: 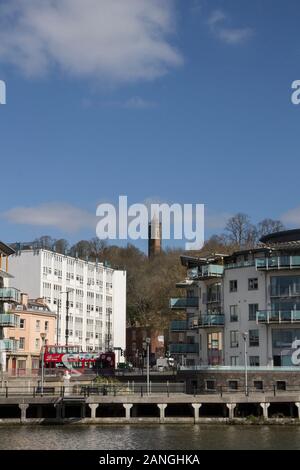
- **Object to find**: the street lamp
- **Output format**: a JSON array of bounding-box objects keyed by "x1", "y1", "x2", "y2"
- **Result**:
[
  {"x1": 242, "y1": 331, "x2": 248, "y2": 396},
  {"x1": 40, "y1": 332, "x2": 46, "y2": 395},
  {"x1": 146, "y1": 337, "x2": 151, "y2": 395},
  {"x1": 60, "y1": 290, "x2": 71, "y2": 347}
]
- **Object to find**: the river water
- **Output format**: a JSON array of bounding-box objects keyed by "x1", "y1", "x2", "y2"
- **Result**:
[{"x1": 0, "y1": 425, "x2": 299, "y2": 450}]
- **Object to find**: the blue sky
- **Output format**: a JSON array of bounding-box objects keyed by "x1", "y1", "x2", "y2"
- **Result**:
[{"x1": 0, "y1": 0, "x2": 299, "y2": 250}]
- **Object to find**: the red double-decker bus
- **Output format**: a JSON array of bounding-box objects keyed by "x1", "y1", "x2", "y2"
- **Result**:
[{"x1": 43, "y1": 345, "x2": 115, "y2": 374}]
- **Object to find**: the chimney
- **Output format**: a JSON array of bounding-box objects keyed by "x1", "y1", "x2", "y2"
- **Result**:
[{"x1": 21, "y1": 293, "x2": 28, "y2": 308}]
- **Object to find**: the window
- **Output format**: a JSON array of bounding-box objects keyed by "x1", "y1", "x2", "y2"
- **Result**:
[
  {"x1": 206, "y1": 380, "x2": 216, "y2": 391},
  {"x1": 228, "y1": 380, "x2": 238, "y2": 390},
  {"x1": 19, "y1": 337, "x2": 25, "y2": 350},
  {"x1": 230, "y1": 331, "x2": 239, "y2": 348},
  {"x1": 248, "y1": 278, "x2": 258, "y2": 290},
  {"x1": 36, "y1": 320, "x2": 40, "y2": 331},
  {"x1": 45, "y1": 321, "x2": 49, "y2": 331},
  {"x1": 230, "y1": 356, "x2": 239, "y2": 366},
  {"x1": 35, "y1": 338, "x2": 40, "y2": 350},
  {"x1": 276, "y1": 381, "x2": 286, "y2": 391},
  {"x1": 17, "y1": 360, "x2": 26, "y2": 371},
  {"x1": 249, "y1": 356, "x2": 260, "y2": 366},
  {"x1": 230, "y1": 305, "x2": 238, "y2": 322},
  {"x1": 229, "y1": 280, "x2": 237, "y2": 292},
  {"x1": 19, "y1": 319, "x2": 25, "y2": 329},
  {"x1": 249, "y1": 304, "x2": 259, "y2": 321},
  {"x1": 32, "y1": 359, "x2": 39, "y2": 370},
  {"x1": 249, "y1": 329, "x2": 259, "y2": 347},
  {"x1": 254, "y1": 380, "x2": 263, "y2": 390}
]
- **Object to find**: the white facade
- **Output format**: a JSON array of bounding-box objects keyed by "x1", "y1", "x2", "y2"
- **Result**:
[{"x1": 9, "y1": 249, "x2": 126, "y2": 353}]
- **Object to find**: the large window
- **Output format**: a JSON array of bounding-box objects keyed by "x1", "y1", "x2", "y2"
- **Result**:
[
  {"x1": 271, "y1": 276, "x2": 300, "y2": 297},
  {"x1": 230, "y1": 280, "x2": 238, "y2": 292},
  {"x1": 249, "y1": 329, "x2": 259, "y2": 347},
  {"x1": 249, "y1": 304, "x2": 259, "y2": 321},
  {"x1": 230, "y1": 305, "x2": 238, "y2": 322},
  {"x1": 248, "y1": 278, "x2": 258, "y2": 290},
  {"x1": 230, "y1": 356, "x2": 239, "y2": 366},
  {"x1": 230, "y1": 331, "x2": 239, "y2": 348},
  {"x1": 249, "y1": 356, "x2": 260, "y2": 366}
]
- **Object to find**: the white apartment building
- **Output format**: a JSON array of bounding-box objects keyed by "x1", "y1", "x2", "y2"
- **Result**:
[
  {"x1": 9, "y1": 247, "x2": 126, "y2": 354},
  {"x1": 170, "y1": 229, "x2": 300, "y2": 368}
]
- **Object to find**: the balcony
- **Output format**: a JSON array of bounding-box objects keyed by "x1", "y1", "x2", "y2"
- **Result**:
[
  {"x1": 0, "y1": 313, "x2": 19, "y2": 327},
  {"x1": 0, "y1": 287, "x2": 21, "y2": 303},
  {"x1": 170, "y1": 297, "x2": 199, "y2": 310},
  {"x1": 256, "y1": 256, "x2": 300, "y2": 271},
  {"x1": 169, "y1": 343, "x2": 199, "y2": 354},
  {"x1": 187, "y1": 264, "x2": 224, "y2": 280},
  {"x1": 0, "y1": 339, "x2": 18, "y2": 352},
  {"x1": 170, "y1": 320, "x2": 188, "y2": 331},
  {"x1": 257, "y1": 310, "x2": 300, "y2": 324},
  {"x1": 198, "y1": 314, "x2": 225, "y2": 327}
]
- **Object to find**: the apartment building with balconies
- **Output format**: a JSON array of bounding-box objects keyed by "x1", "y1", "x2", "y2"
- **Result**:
[
  {"x1": 169, "y1": 228, "x2": 300, "y2": 368},
  {"x1": 0, "y1": 241, "x2": 21, "y2": 372}
]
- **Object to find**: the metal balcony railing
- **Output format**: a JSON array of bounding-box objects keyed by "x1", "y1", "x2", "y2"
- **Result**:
[
  {"x1": 257, "y1": 310, "x2": 300, "y2": 323},
  {"x1": 187, "y1": 264, "x2": 224, "y2": 280},
  {"x1": 256, "y1": 256, "x2": 300, "y2": 270},
  {"x1": 198, "y1": 314, "x2": 225, "y2": 327},
  {"x1": 170, "y1": 320, "x2": 188, "y2": 331},
  {"x1": 169, "y1": 343, "x2": 199, "y2": 354},
  {"x1": 169, "y1": 297, "x2": 199, "y2": 309}
]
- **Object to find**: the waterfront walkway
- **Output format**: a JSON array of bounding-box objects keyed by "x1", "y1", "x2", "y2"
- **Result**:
[{"x1": 1, "y1": 387, "x2": 300, "y2": 424}]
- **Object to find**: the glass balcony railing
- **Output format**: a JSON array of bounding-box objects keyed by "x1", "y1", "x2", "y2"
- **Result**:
[
  {"x1": 256, "y1": 256, "x2": 300, "y2": 270},
  {"x1": 0, "y1": 287, "x2": 21, "y2": 303},
  {"x1": 187, "y1": 265, "x2": 224, "y2": 280},
  {"x1": 170, "y1": 297, "x2": 199, "y2": 309},
  {"x1": 198, "y1": 314, "x2": 225, "y2": 327},
  {"x1": 169, "y1": 343, "x2": 199, "y2": 354},
  {"x1": 257, "y1": 310, "x2": 300, "y2": 323},
  {"x1": 0, "y1": 313, "x2": 20, "y2": 327},
  {"x1": 0, "y1": 339, "x2": 18, "y2": 352},
  {"x1": 170, "y1": 320, "x2": 188, "y2": 331}
]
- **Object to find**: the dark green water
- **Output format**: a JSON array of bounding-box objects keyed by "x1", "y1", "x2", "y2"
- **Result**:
[{"x1": 0, "y1": 425, "x2": 299, "y2": 450}]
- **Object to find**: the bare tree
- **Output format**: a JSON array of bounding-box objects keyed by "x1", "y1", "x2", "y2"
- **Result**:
[
  {"x1": 257, "y1": 219, "x2": 285, "y2": 239},
  {"x1": 33, "y1": 235, "x2": 56, "y2": 250},
  {"x1": 54, "y1": 239, "x2": 69, "y2": 254},
  {"x1": 88, "y1": 237, "x2": 107, "y2": 261},
  {"x1": 225, "y1": 213, "x2": 257, "y2": 248},
  {"x1": 69, "y1": 240, "x2": 91, "y2": 259}
]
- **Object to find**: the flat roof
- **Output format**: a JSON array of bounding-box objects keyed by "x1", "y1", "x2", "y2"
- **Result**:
[{"x1": 260, "y1": 228, "x2": 300, "y2": 245}]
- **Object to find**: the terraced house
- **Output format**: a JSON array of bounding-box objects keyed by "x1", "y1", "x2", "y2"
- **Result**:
[{"x1": 169, "y1": 229, "x2": 300, "y2": 368}]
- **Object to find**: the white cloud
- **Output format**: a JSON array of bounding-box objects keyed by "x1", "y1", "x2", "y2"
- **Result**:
[
  {"x1": 207, "y1": 9, "x2": 226, "y2": 27},
  {"x1": 218, "y1": 27, "x2": 253, "y2": 45},
  {"x1": 3, "y1": 203, "x2": 97, "y2": 233},
  {"x1": 281, "y1": 207, "x2": 300, "y2": 227},
  {"x1": 0, "y1": 0, "x2": 182, "y2": 84},
  {"x1": 208, "y1": 9, "x2": 254, "y2": 45}
]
